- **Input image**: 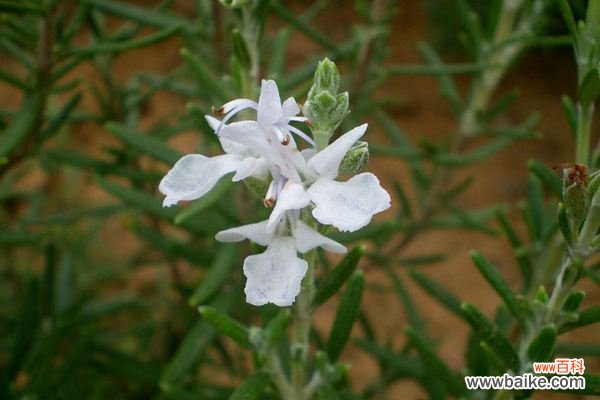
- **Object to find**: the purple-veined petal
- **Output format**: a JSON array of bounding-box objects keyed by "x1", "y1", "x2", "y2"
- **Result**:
[
  {"x1": 307, "y1": 172, "x2": 391, "y2": 232},
  {"x1": 293, "y1": 220, "x2": 347, "y2": 254},
  {"x1": 159, "y1": 154, "x2": 239, "y2": 207},
  {"x1": 267, "y1": 181, "x2": 311, "y2": 231},
  {"x1": 307, "y1": 124, "x2": 367, "y2": 179},
  {"x1": 243, "y1": 237, "x2": 308, "y2": 307},
  {"x1": 215, "y1": 220, "x2": 272, "y2": 246}
]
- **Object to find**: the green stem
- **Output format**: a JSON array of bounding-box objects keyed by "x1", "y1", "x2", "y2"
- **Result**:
[
  {"x1": 575, "y1": 102, "x2": 594, "y2": 165},
  {"x1": 290, "y1": 249, "x2": 316, "y2": 399}
]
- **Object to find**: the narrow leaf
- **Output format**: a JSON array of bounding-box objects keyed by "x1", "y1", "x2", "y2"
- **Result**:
[{"x1": 325, "y1": 270, "x2": 365, "y2": 361}]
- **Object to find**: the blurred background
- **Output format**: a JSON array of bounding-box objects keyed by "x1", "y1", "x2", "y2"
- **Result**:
[{"x1": 0, "y1": 0, "x2": 598, "y2": 399}]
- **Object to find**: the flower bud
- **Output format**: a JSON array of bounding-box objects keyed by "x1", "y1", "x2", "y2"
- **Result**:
[
  {"x1": 339, "y1": 141, "x2": 369, "y2": 175},
  {"x1": 303, "y1": 58, "x2": 349, "y2": 148},
  {"x1": 558, "y1": 164, "x2": 589, "y2": 226},
  {"x1": 309, "y1": 58, "x2": 340, "y2": 95}
]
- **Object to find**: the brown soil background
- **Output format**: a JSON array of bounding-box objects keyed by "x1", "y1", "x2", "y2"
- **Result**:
[{"x1": 2, "y1": 0, "x2": 599, "y2": 399}]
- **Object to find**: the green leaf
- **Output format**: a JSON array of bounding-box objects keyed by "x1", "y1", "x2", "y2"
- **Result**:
[
  {"x1": 314, "y1": 246, "x2": 364, "y2": 306},
  {"x1": 6, "y1": 278, "x2": 39, "y2": 381},
  {"x1": 418, "y1": 43, "x2": 462, "y2": 115},
  {"x1": 561, "y1": 95, "x2": 577, "y2": 137},
  {"x1": 528, "y1": 159, "x2": 563, "y2": 197},
  {"x1": 263, "y1": 309, "x2": 291, "y2": 348},
  {"x1": 268, "y1": 29, "x2": 291, "y2": 76},
  {"x1": 42, "y1": 92, "x2": 82, "y2": 139},
  {"x1": 405, "y1": 327, "x2": 465, "y2": 396},
  {"x1": 470, "y1": 251, "x2": 523, "y2": 321},
  {"x1": 199, "y1": 306, "x2": 250, "y2": 348},
  {"x1": 180, "y1": 48, "x2": 228, "y2": 101},
  {"x1": 325, "y1": 270, "x2": 365, "y2": 361},
  {"x1": 410, "y1": 270, "x2": 462, "y2": 317},
  {"x1": 189, "y1": 246, "x2": 239, "y2": 306},
  {"x1": 269, "y1": 0, "x2": 337, "y2": 52},
  {"x1": 228, "y1": 372, "x2": 270, "y2": 400},
  {"x1": 527, "y1": 324, "x2": 557, "y2": 362},
  {"x1": 160, "y1": 321, "x2": 217, "y2": 386},
  {"x1": 563, "y1": 290, "x2": 585, "y2": 312},
  {"x1": 560, "y1": 305, "x2": 600, "y2": 332},
  {"x1": 91, "y1": 343, "x2": 161, "y2": 386},
  {"x1": 579, "y1": 67, "x2": 600, "y2": 106},
  {"x1": 460, "y1": 303, "x2": 520, "y2": 372},
  {"x1": 387, "y1": 268, "x2": 425, "y2": 334},
  {"x1": 87, "y1": 0, "x2": 186, "y2": 28},
  {"x1": 72, "y1": 24, "x2": 183, "y2": 55},
  {"x1": 161, "y1": 296, "x2": 233, "y2": 386},
  {"x1": 105, "y1": 122, "x2": 182, "y2": 165},
  {"x1": 0, "y1": 0, "x2": 43, "y2": 13},
  {"x1": 0, "y1": 96, "x2": 38, "y2": 158},
  {"x1": 96, "y1": 177, "x2": 215, "y2": 235},
  {"x1": 495, "y1": 209, "x2": 522, "y2": 249}
]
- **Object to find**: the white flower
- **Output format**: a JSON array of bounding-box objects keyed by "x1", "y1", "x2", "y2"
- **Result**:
[
  {"x1": 215, "y1": 219, "x2": 346, "y2": 306},
  {"x1": 266, "y1": 124, "x2": 391, "y2": 232},
  {"x1": 158, "y1": 80, "x2": 311, "y2": 207}
]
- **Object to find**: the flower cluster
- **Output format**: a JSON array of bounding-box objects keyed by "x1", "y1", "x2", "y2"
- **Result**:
[{"x1": 159, "y1": 79, "x2": 390, "y2": 307}]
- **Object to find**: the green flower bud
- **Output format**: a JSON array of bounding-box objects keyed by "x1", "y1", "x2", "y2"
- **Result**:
[
  {"x1": 339, "y1": 141, "x2": 369, "y2": 175},
  {"x1": 309, "y1": 58, "x2": 340, "y2": 95},
  {"x1": 303, "y1": 58, "x2": 350, "y2": 148},
  {"x1": 559, "y1": 164, "x2": 589, "y2": 226},
  {"x1": 534, "y1": 285, "x2": 549, "y2": 304}
]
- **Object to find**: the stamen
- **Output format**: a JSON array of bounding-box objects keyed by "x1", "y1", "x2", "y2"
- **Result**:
[
  {"x1": 285, "y1": 124, "x2": 316, "y2": 147},
  {"x1": 263, "y1": 180, "x2": 277, "y2": 208},
  {"x1": 272, "y1": 126, "x2": 287, "y2": 144},
  {"x1": 214, "y1": 99, "x2": 258, "y2": 134},
  {"x1": 211, "y1": 105, "x2": 224, "y2": 116}
]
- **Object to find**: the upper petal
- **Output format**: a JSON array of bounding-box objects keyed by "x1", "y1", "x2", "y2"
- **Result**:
[
  {"x1": 257, "y1": 80, "x2": 283, "y2": 128},
  {"x1": 282, "y1": 97, "x2": 300, "y2": 117},
  {"x1": 307, "y1": 124, "x2": 367, "y2": 179},
  {"x1": 220, "y1": 121, "x2": 272, "y2": 159},
  {"x1": 307, "y1": 172, "x2": 391, "y2": 232},
  {"x1": 159, "y1": 154, "x2": 239, "y2": 207},
  {"x1": 215, "y1": 220, "x2": 273, "y2": 246},
  {"x1": 293, "y1": 221, "x2": 347, "y2": 254},
  {"x1": 243, "y1": 237, "x2": 308, "y2": 307},
  {"x1": 267, "y1": 181, "x2": 311, "y2": 231}
]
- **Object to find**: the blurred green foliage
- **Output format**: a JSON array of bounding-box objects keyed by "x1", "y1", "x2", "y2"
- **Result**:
[{"x1": 0, "y1": 0, "x2": 599, "y2": 399}]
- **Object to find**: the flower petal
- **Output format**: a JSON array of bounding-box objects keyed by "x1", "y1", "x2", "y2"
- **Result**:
[
  {"x1": 307, "y1": 172, "x2": 391, "y2": 232},
  {"x1": 243, "y1": 237, "x2": 307, "y2": 307},
  {"x1": 159, "y1": 154, "x2": 239, "y2": 207},
  {"x1": 267, "y1": 181, "x2": 311, "y2": 231},
  {"x1": 282, "y1": 97, "x2": 300, "y2": 117},
  {"x1": 215, "y1": 220, "x2": 273, "y2": 246},
  {"x1": 232, "y1": 157, "x2": 268, "y2": 181},
  {"x1": 205, "y1": 115, "x2": 220, "y2": 131},
  {"x1": 293, "y1": 221, "x2": 347, "y2": 254},
  {"x1": 307, "y1": 124, "x2": 367, "y2": 179},
  {"x1": 220, "y1": 121, "x2": 273, "y2": 160},
  {"x1": 257, "y1": 80, "x2": 283, "y2": 128}
]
